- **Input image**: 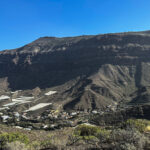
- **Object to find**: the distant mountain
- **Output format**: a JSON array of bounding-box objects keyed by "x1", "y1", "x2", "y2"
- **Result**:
[{"x1": 1, "y1": 30, "x2": 150, "y2": 111}]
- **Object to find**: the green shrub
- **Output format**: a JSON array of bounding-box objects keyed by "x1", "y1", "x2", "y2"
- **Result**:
[
  {"x1": 74, "y1": 125, "x2": 99, "y2": 136},
  {"x1": 74, "y1": 124, "x2": 110, "y2": 140},
  {"x1": 0, "y1": 132, "x2": 29, "y2": 148},
  {"x1": 124, "y1": 119, "x2": 150, "y2": 132},
  {"x1": 40, "y1": 140, "x2": 57, "y2": 150},
  {"x1": 98, "y1": 128, "x2": 111, "y2": 142},
  {"x1": 40, "y1": 139, "x2": 52, "y2": 149}
]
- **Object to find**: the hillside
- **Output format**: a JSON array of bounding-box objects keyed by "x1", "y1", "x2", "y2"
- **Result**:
[{"x1": 1, "y1": 31, "x2": 150, "y2": 111}]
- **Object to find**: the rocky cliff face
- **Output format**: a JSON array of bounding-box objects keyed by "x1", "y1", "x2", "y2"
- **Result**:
[{"x1": 1, "y1": 31, "x2": 150, "y2": 110}]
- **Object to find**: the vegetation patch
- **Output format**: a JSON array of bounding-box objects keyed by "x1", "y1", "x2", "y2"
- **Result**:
[
  {"x1": 73, "y1": 124, "x2": 110, "y2": 140},
  {"x1": 0, "y1": 132, "x2": 29, "y2": 149},
  {"x1": 123, "y1": 119, "x2": 150, "y2": 132}
]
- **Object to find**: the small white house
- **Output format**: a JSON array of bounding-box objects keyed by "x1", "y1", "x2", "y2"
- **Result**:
[
  {"x1": 14, "y1": 112, "x2": 20, "y2": 118},
  {"x1": 92, "y1": 110, "x2": 98, "y2": 114},
  {"x1": 1, "y1": 115, "x2": 10, "y2": 122},
  {"x1": 71, "y1": 112, "x2": 77, "y2": 116}
]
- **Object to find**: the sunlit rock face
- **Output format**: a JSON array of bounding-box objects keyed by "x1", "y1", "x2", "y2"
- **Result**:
[{"x1": 1, "y1": 31, "x2": 150, "y2": 110}]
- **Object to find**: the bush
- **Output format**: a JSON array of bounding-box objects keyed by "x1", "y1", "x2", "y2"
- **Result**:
[
  {"x1": 110, "y1": 128, "x2": 148, "y2": 150},
  {"x1": 0, "y1": 132, "x2": 29, "y2": 149},
  {"x1": 5, "y1": 141, "x2": 27, "y2": 150},
  {"x1": 73, "y1": 124, "x2": 110, "y2": 141},
  {"x1": 74, "y1": 125, "x2": 100, "y2": 137},
  {"x1": 40, "y1": 140, "x2": 57, "y2": 150},
  {"x1": 40, "y1": 140, "x2": 52, "y2": 149},
  {"x1": 123, "y1": 119, "x2": 150, "y2": 132},
  {"x1": 118, "y1": 143, "x2": 136, "y2": 150},
  {"x1": 29, "y1": 141, "x2": 40, "y2": 150}
]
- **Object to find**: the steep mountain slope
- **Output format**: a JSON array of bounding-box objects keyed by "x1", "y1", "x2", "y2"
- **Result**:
[{"x1": 1, "y1": 31, "x2": 150, "y2": 111}]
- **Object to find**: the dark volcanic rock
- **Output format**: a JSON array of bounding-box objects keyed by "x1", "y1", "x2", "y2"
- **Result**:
[{"x1": 1, "y1": 31, "x2": 150, "y2": 110}]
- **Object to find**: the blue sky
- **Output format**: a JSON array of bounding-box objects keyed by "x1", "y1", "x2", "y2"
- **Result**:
[{"x1": 0, "y1": 0, "x2": 150, "y2": 50}]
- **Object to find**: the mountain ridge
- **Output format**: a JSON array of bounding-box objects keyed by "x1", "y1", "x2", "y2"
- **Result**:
[
  {"x1": 1, "y1": 30, "x2": 150, "y2": 111},
  {"x1": 1, "y1": 30, "x2": 150, "y2": 53}
]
